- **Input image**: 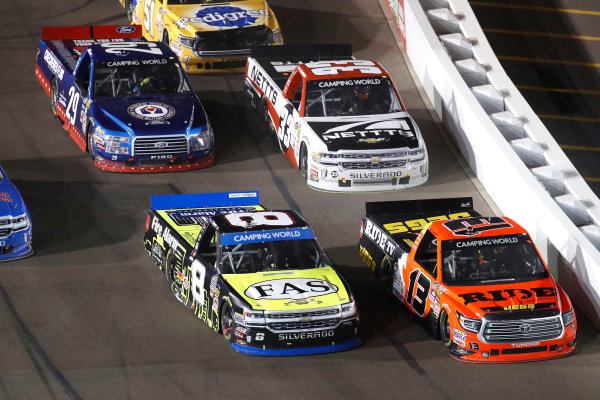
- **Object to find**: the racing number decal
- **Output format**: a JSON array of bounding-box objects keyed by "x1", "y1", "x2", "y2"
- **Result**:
[
  {"x1": 384, "y1": 212, "x2": 472, "y2": 234},
  {"x1": 277, "y1": 104, "x2": 294, "y2": 151},
  {"x1": 443, "y1": 217, "x2": 513, "y2": 236},
  {"x1": 305, "y1": 61, "x2": 382, "y2": 76},
  {"x1": 191, "y1": 260, "x2": 206, "y2": 306},
  {"x1": 224, "y1": 211, "x2": 294, "y2": 227},
  {"x1": 101, "y1": 42, "x2": 163, "y2": 55},
  {"x1": 65, "y1": 86, "x2": 80, "y2": 126},
  {"x1": 143, "y1": 0, "x2": 155, "y2": 37},
  {"x1": 406, "y1": 269, "x2": 431, "y2": 316}
]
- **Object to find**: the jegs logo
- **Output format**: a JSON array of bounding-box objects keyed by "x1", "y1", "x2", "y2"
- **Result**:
[
  {"x1": 244, "y1": 278, "x2": 338, "y2": 300},
  {"x1": 44, "y1": 49, "x2": 64, "y2": 81}
]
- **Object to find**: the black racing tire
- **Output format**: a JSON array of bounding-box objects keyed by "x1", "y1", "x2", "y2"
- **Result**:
[
  {"x1": 439, "y1": 309, "x2": 452, "y2": 347},
  {"x1": 378, "y1": 256, "x2": 393, "y2": 292},
  {"x1": 86, "y1": 125, "x2": 95, "y2": 160},
  {"x1": 162, "y1": 30, "x2": 170, "y2": 46},
  {"x1": 50, "y1": 77, "x2": 59, "y2": 116},
  {"x1": 125, "y1": 0, "x2": 134, "y2": 22},
  {"x1": 299, "y1": 143, "x2": 308, "y2": 179},
  {"x1": 220, "y1": 304, "x2": 234, "y2": 343}
]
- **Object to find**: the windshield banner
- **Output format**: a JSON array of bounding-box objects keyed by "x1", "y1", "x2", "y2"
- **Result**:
[
  {"x1": 442, "y1": 234, "x2": 528, "y2": 252},
  {"x1": 222, "y1": 227, "x2": 315, "y2": 245}
]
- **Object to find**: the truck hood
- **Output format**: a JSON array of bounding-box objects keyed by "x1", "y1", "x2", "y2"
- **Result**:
[
  {"x1": 306, "y1": 114, "x2": 421, "y2": 151},
  {"x1": 446, "y1": 276, "x2": 563, "y2": 316},
  {"x1": 222, "y1": 266, "x2": 352, "y2": 311},
  {"x1": 93, "y1": 95, "x2": 197, "y2": 135},
  {"x1": 0, "y1": 177, "x2": 27, "y2": 216},
  {"x1": 168, "y1": 0, "x2": 269, "y2": 31}
]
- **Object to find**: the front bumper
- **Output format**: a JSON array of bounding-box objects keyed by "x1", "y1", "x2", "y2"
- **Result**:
[
  {"x1": 307, "y1": 162, "x2": 428, "y2": 192},
  {"x1": 449, "y1": 327, "x2": 577, "y2": 363},
  {"x1": 230, "y1": 316, "x2": 360, "y2": 356},
  {"x1": 94, "y1": 151, "x2": 215, "y2": 173},
  {"x1": 0, "y1": 226, "x2": 33, "y2": 262}
]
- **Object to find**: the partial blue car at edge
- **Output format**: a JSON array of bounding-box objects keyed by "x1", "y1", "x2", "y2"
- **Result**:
[{"x1": 0, "y1": 165, "x2": 33, "y2": 261}]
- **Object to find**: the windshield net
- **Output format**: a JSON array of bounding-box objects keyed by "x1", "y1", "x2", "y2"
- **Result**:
[
  {"x1": 94, "y1": 59, "x2": 191, "y2": 97},
  {"x1": 304, "y1": 76, "x2": 404, "y2": 117},
  {"x1": 221, "y1": 239, "x2": 327, "y2": 274},
  {"x1": 441, "y1": 234, "x2": 548, "y2": 285}
]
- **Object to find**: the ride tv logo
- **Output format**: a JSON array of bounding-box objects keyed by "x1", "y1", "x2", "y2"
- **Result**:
[
  {"x1": 127, "y1": 102, "x2": 175, "y2": 121},
  {"x1": 175, "y1": 6, "x2": 267, "y2": 29}
]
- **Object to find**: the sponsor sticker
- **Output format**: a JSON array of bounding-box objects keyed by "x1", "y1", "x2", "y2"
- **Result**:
[
  {"x1": 116, "y1": 25, "x2": 136, "y2": 34},
  {"x1": 244, "y1": 278, "x2": 338, "y2": 300},
  {"x1": 221, "y1": 227, "x2": 315, "y2": 245},
  {"x1": 175, "y1": 6, "x2": 267, "y2": 29},
  {"x1": 453, "y1": 327, "x2": 468, "y2": 347},
  {"x1": 127, "y1": 102, "x2": 175, "y2": 120}
]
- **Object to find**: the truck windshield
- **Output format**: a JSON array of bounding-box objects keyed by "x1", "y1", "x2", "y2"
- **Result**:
[
  {"x1": 304, "y1": 76, "x2": 404, "y2": 117},
  {"x1": 221, "y1": 239, "x2": 328, "y2": 274},
  {"x1": 93, "y1": 59, "x2": 191, "y2": 97},
  {"x1": 441, "y1": 235, "x2": 548, "y2": 285}
]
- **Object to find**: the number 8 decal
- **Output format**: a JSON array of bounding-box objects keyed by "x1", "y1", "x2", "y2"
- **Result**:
[
  {"x1": 191, "y1": 260, "x2": 206, "y2": 306},
  {"x1": 224, "y1": 211, "x2": 294, "y2": 227},
  {"x1": 406, "y1": 269, "x2": 431, "y2": 316}
]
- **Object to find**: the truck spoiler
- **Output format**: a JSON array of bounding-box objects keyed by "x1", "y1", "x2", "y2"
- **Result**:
[
  {"x1": 366, "y1": 197, "x2": 477, "y2": 219},
  {"x1": 151, "y1": 191, "x2": 260, "y2": 210},
  {"x1": 250, "y1": 44, "x2": 353, "y2": 60},
  {"x1": 42, "y1": 25, "x2": 142, "y2": 41}
]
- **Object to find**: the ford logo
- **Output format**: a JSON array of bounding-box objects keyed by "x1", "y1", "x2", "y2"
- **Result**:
[
  {"x1": 155, "y1": 142, "x2": 168, "y2": 148},
  {"x1": 116, "y1": 26, "x2": 136, "y2": 34}
]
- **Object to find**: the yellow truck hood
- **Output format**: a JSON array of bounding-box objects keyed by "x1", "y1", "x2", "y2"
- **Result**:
[
  {"x1": 168, "y1": 0, "x2": 270, "y2": 32},
  {"x1": 222, "y1": 266, "x2": 351, "y2": 311}
]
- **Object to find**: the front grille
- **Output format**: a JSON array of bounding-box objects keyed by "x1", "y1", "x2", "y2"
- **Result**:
[
  {"x1": 0, "y1": 216, "x2": 12, "y2": 239},
  {"x1": 195, "y1": 26, "x2": 270, "y2": 52},
  {"x1": 211, "y1": 60, "x2": 247, "y2": 69},
  {"x1": 269, "y1": 318, "x2": 339, "y2": 331},
  {"x1": 266, "y1": 309, "x2": 339, "y2": 319},
  {"x1": 502, "y1": 346, "x2": 548, "y2": 355},
  {"x1": 482, "y1": 316, "x2": 563, "y2": 343},
  {"x1": 341, "y1": 159, "x2": 407, "y2": 169},
  {"x1": 264, "y1": 306, "x2": 341, "y2": 332},
  {"x1": 0, "y1": 228, "x2": 11, "y2": 238},
  {"x1": 133, "y1": 135, "x2": 188, "y2": 156}
]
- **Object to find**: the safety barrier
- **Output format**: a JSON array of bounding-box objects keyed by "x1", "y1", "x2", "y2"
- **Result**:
[{"x1": 383, "y1": 0, "x2": 600, "y2": 327}]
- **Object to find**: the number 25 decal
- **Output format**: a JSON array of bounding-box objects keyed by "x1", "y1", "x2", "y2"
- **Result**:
[
  {"x1": 406, "y1": 269, "x2": 431, "y2": 316},
  {"x1": 65, "y1": 86, "x2": 80, "y2": 126}
]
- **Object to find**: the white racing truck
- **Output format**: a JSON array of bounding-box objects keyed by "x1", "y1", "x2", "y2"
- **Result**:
[{"x1": 245, "y1": 44, "x2": 428, "y2": 192}]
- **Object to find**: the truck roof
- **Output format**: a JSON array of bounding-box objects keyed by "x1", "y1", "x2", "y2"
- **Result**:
[
  {"x1": 213, "y1": 210, "x2": 310, "y2": 234},
  {"x1": 296, "y1": 60, "x2": 389, "y2": 81}
]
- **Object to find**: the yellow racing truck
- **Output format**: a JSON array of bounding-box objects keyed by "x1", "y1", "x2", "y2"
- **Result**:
[
  {"x1": 144, "y1": 191, "x2": 361, "y2": 355},
  {"x1": 121, "y1": 0, "x2": 283, "y2": 73}
]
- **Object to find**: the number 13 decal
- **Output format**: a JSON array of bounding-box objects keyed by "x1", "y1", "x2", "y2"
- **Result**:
[{"x1": 406, "y1": 269, "x2": 431, "y2": 316}]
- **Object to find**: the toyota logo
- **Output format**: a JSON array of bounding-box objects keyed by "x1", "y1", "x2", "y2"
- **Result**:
[
  {"x1": 519, "y1": 323, "x2": 531, "y2": 333},
  {"x1": 155, "y1": 142, "x2": 168, "y2": 148}
]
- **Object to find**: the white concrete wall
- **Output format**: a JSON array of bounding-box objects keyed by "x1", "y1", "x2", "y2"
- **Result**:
[{"x1": 391, "y1": 0, "x2": 600, "y2": 327}]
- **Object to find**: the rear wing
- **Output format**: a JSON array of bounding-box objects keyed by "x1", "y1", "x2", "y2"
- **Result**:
[
  {"x1": 42, "y1": 25, "x2": 143, "y2": 41},
  {"x1": 365, "y1": 197, "x2": 479, "y2": 242},
  {"x1": 151, "y1": 191, "x2": 261, "y2": 211},
  {"x1": 39, "y1": 25, "x2": 143, "y2": 73},
  {"x1": 249, "y1": 44, "x2": 354, "y2": 80}
]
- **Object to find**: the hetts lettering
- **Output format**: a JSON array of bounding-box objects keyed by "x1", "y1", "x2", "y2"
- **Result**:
[
  {"x1": 458, "y1": 287, "x2": 557, "y2": 305},
  {"x1": 249, "y1": 65, "x2": 277, "y2": 104}
]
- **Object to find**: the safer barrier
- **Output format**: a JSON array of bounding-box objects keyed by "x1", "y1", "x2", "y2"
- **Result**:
[{"x1": 383, "y1": 0, "x2": 600, "y2": 327}]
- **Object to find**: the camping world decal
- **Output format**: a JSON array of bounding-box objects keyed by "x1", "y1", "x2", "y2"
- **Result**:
[
  {"x1": 175, "y1": 6, "x2": 268, "y2": 29},
  {"x1": 127, "y1": 102, "x2": 175, "y2": 120}
]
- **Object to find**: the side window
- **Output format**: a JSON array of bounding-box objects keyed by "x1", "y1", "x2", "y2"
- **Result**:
[
  {"x1": 414, "y1": 230, "x2": 438, "y2": 276},
  {"x1": 291, "y1": 80, "x2": 303, "y2": 109},
  {"x1": 75, "y1": 52, "x2": 91, "y2": 97},
  {"x1": 196, "y1": 225, "x2": 217, "y2": 266}
]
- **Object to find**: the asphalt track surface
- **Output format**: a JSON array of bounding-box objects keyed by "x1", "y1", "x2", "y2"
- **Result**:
[{"x1": 0, "y1": 1, "x2": 599, "y2": 399}]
